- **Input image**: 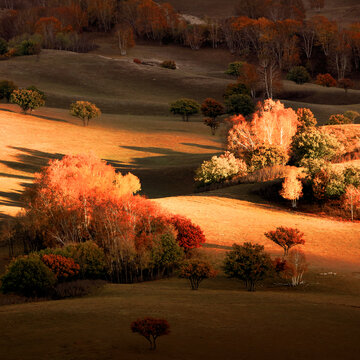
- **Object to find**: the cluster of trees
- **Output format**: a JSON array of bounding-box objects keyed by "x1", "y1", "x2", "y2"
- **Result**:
[
  {"x1": 195, "y1": 100, "x2": 360, "y2": 220},
  {"x1": 1, "y1": 153, "x2": 207, "y2": 289},
  {"x1": 0, "y1": 80, "x2": 103, "y2": 125}
]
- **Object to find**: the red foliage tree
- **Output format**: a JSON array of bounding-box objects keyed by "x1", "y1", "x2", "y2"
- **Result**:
[
  {"x1": 316, "y1": 73, "x2": 337, "y2": 87},
  {"x1": 131, "y1": 317, "x2": 170, "y2": 350},
  {"x1": 264, "y1": 226, "x2": 305, "y2": 255},
  {"x1": 169, "y1": 215, "x2": 206, "y2": 251},
  {"x1": 41, "y1": 254, "x2": 80, "y2": 282}
]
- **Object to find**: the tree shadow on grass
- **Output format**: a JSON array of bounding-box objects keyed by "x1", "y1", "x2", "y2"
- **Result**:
[
  {"x1": 0, "y1": 106, "x2": 69, "y2": 123},
  {"x1": 112, "y1": 145, "x2": 222, "y2": 198},
  {"x1": 181, "y1": 142, "x2": 223, "y2": 151},
  {"x1": 0, "y1": 147, "x2": 64, "y2": 175}
]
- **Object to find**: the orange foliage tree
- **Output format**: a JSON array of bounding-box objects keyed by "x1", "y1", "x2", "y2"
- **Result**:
[
  {"x1": 35, "y1": 16, "x2": 62, "y2": 48},
  {"x1": 227, "y1": 99, "x2": 298, "y2": 157},
  {"x1": 342, "y1": 185, "x2": 360, "y2": 221}
]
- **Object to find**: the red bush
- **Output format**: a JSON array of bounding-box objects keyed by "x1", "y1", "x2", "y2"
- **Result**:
[
  {"x1": 316, "y1": 73, "x2": 337, "y2": 87},
  {"x1": 131, "y1": 317, "x2": 170, "y2": 350},
  {"x1": 41, "y1": 254, "x2": 80, "y2": 282},
  {"x1": 169, "y1": 215, "x2": 206, "y2": 251},
  {"x1": 133, "y1": 58, "x2": 142, "y2": 64}
]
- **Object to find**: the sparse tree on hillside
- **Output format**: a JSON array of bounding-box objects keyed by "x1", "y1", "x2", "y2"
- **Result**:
[
  {"x1": 338, "y1": 78, "x2": 354, "y2": 94},
  {"x1": 10, "y1": 89, "x2": 45, "y2": 114},
  {"x1": 70, "y1": 101, "x2": 101, "y2": 126},
  {"x1": 280, "y1": 169, "x2": 303, "y2": 207},
  {"x1": 131, "y1": 317, "x2": 170, "y2": 350},
  {"x1": 179, "y1": 258, "x2": 217, "y2": 290},
  {"x1": 342, "y1": 185, "x2": 360, "y2": 221},
  {"x1": 115, "y1": 22, "x2": 135, "y2": 55},
  {"x1": 201, "y1": 98, "x2": 224, "y2": 134},
  {"x1": 223, "y1": 242, "x2": 273, "y2": 292},
  {"x1": 264, "y1": 226, "x2": 305, "y2": 256},
  {"x1": 170, "y1": 98, "x2": 200, "y2": 122},
  {"x1": 286, "y1": 248, "x2": 307, "y2": 286}
]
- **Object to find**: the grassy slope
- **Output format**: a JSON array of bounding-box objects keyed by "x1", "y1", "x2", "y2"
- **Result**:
[
  {"x1": 1, "y1": 278, "x2": 360, "y2": 360},
  {"x1": 0, "y1": 105, "x2": 223, "y2": 218},
  {"x1": 156, "y1": 184, "x2": 360, "y2": 273}
]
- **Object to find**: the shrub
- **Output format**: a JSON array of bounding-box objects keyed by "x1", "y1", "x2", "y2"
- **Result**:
[
  {"x1": 287, "y1": 66, "x2": 311, "y2": 84},
  {"x1": 338, "y1": 78, "x2": 354, "y2": 93},
  {"x1": 316, "y1": 73, "x2": 337, "y2": 87},
  {"x1": 246, "y1": 145, "x2": 288, "y2": 172},
  {"x1": 0, "y1": 80, "x2": 17, "y2": 102},
  {"x1": 290, "y1": 128, "x2": 341, "y2": 166},
  {"x1": 326, "y1": 114, "x2": 352, "y2": 125},
  {"x1": 26, "y1": 85, "x2": 46, "y2": 101},
  {"x1": 343, "y1": 166, "x2": 360, "y2": 188},
  {"x1": 0, "y1": 37, "x2": 8, "y2": 55},
  {"x1": 41, "y1": 254, "x2": 80, "y2": 282},
  {"x1": 169, "y1": 215, "x2": 206, "y2": 251},
  {"x1": 225, "y1": 94, "x2": 254, "y2": 116},
  {"x1": 16, "y1": 39, "x2": 41, "y2": 56},
  {"x1": 161, "y1": 60, "x2": 176, "y2": 69},
  {"x1": 225, "y1": 61, "x2": 243, "y2": 77},
  {"x1": 201, "y1": 98, "x2": 224, "y2": 120},
  {"x1": 10, "y1": 89, "x2": 45, "y2": 114},
  {"x1": 223, "y1": 243, "x2": 273, "y2": 291},
  {"x1": 195, "y1": 152, "x2": 247, "y2": 186},
  {"x1": 285, "y1": 249, "x2": 307, "y2": 286},
  {"x1": 67, "y1": 241, "x2": 108, "y2": 280},
  {"x1": 343, "y1": 111, "x2": 360, "y2": 123},
  {"x1": 203, "y1": 117, "x2": 221, "y2": 135},
  {"x1": 150, "y1": 231, "x2": 184, "y2": 277},
  {"x1": 296, "y1": 108, "x2": 317, "y2": 132},
  {"x1": 133, "y1": 58, "x2": 142, "y2": 64},
  {"x1": 53, "y1": 279, "x2": 105, "y2": 299},
  {"x1": 179, "y1": 258, "x2": 217, "y2": 290},
  {"x1": 311, "y1": 167, "x2": 347, "y2": 200},
  {"x1": 1, "y1": 255, "x2": 56, "y2": 297},
  {"x1": 223, "y1": 82, "x2": 251, "y2": 99},
  {"x1": 70, "y1": 101, "x2": 101, "y2": 126},
  {"x1": 264, "y1": 227, "x2": 305, "y2": 256},
  {"x1": 131, "y1": 317, "x2": 170, "y2": 350},
  {"x1": 169, "y1": 98, "x2": 200, "y2": 122}
]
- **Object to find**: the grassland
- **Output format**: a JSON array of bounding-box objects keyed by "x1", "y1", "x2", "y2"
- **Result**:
[
  {"x1": 0, "y1": 26, "x2": 359, "y2": 360},
  {"x1": 1, "y1": 276, "x2": 360, "y2": 360}
]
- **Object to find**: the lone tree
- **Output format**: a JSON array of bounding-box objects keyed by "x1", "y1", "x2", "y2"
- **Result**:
[
  {"x1": 70, "y1": 101, "x2": 101, "y2": 126},
  {"x1": 342, "y1": 185, "x2": 360, "y2": 221},
  {"x1": 223, "y1": 242, "x2": 273, "y2": 291},
  {"x1": 201, "y1": 98, "x2": 224, "y2": 134},
  {"x1": 179, "y1": 258, "x2": 217, "y2": 290},
  {"x1": 280, "y1": 170, "x2": 303, "y2": 208},
  {"x1": 0, "y1": 80, "x2": 17, "y2": 102},
  {"x1": 170, "y1": 98, "x2": 200, "y2": 122},
  {"x1": 10, "y1": 89, "x2": 45, "y2": 114},
  {"x1": 264, "y1": 227, "x2": 305, "y2": 256},
  {"x1": 131, "y1": 317, "x2": 170, "y2": 350}
]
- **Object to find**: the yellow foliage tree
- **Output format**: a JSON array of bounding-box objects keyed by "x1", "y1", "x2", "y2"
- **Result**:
[{"x1": 280, "y1": 169, "x2": 303, "y2": 207}]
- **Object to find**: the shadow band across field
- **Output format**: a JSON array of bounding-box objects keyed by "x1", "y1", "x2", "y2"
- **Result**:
[{"x1": 0, "y1": 145, "x2": 221, "y2": 213}]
